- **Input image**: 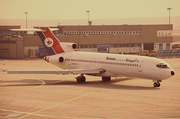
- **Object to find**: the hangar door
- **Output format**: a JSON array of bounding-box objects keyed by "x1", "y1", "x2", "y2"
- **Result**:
[{"x1": 144, "y1": 43, "x2": 154, "y2": 51}]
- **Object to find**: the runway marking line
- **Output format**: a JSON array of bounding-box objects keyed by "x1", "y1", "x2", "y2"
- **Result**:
[
  {"x1": 0, "y1": 79, "x2": 46, "y2": 95},
  {"x1": 17, "y1": 91, "x2": 94, "y2": 119},
  {"x1": 0, "y1": 79, "x2": 63, "y2": 95},
  {"x1": 0, "y1": 108, "x2": 56, "y2": 118}
]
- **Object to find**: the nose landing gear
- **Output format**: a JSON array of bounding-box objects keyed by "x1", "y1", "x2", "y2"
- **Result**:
[
  {"x1": 153, "y1": 82, "x2": 160, "y2": 87},
  {"x1": 153, "y1": 80, "x2": 162, "y2": 87}
]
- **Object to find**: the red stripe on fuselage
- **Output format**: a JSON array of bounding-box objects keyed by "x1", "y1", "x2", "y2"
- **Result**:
[{"x1": 40, "y1": 27, "x2": 64, "y2": 54}]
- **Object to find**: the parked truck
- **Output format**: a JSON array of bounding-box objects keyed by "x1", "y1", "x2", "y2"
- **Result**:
[
  {"x1": 148, "y1": 50, "x2": 158, "y2": 57},
  {"x1": 138, "y1": 50, "x2": 158, "y2": 57},
  {"x1": 138, "y1": 50, "x2": 149, "y2": 56}
]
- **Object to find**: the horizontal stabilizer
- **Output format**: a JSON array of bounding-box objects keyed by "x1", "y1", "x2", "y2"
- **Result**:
[
  {"x1": 10, "y1": 28, "x2": 59, "y2": 32},
  {"x1": 10, "y1": 29, "x2": 46, "y2": 32},
  {"x1": 7, "y1": 68, "x2": 105, "y2": 75}
]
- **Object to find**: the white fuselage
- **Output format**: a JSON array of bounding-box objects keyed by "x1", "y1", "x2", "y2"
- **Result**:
[{"x1": 47, "y1": 51, "x2": 174, "y2": 80}]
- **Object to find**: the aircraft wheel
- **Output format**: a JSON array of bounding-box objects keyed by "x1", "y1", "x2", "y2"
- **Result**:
[
  {"x1": 157, "y1": 83, "x2": 160, "y2": 87},
  {"x1": 153, "y1": 82, "x2": 157, "y2": 87},
  {"x1": 81, "y1": 76, "x2": 86, "y2": 83},
  {"x1": 76, "y1": 77, "x2": 81, "y2": 83},
  {"x1": 153, "y1": 82, "x2": 160, "y2": 87},
  {"x1": 153, "y1": 82, "x2": 161, "y2": 87},
  {"x1": 102, "y1": 77, "x2": 111, "y2": 81},
  {"x1": 76, "y1": 76, "x2": 86, "y2": 83}
]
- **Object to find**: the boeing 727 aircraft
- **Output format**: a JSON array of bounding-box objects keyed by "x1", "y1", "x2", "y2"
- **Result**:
[{"x1": 8, "y1": 27, "x2": 175, "y2": 87}]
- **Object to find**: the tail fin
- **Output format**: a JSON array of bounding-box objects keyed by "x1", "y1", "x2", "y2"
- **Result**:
[{"x1": 36, "y1": 27, "x2": 65, "y2": 55}]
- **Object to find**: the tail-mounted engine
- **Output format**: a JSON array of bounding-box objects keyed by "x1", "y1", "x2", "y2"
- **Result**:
[
  {"x1": 44, "y1": 56, "x2": 64, "y2": 63},
  {"x1": 61, "y1": 42, "x2": 77, "y2": 52},
  {"x1": 59, "y1": 57, "x2": 64, "y2": 62}
]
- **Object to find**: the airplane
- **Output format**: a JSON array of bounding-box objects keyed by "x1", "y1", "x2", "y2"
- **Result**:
[{"x1": 8, "y1": 27, "x2": 175, "y2": 87}]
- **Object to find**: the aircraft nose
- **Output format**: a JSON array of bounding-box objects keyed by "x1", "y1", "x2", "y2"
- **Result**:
[{"x1": 171, "y1": 71, "x2": 175, "y2": 76}]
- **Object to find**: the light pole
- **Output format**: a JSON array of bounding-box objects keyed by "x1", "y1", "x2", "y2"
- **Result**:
[
  {"x1": 86, "y1": 11, "x2": 90, "y2": 24},
  {"x1": 25, "y1": 12, "x2": 28, "y2": 28},
  {"x1": 167, "y1": 8, "x2": 172, "y2": 24}
]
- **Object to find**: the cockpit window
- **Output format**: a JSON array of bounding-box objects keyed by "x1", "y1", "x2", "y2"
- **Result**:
[{"x1": 156, "y1": 63, "x2": 169, "y2": 68}]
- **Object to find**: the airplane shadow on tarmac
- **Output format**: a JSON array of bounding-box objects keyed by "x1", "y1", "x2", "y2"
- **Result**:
[
  {"x1": 1, "y1": 77, "x2": 159, "y2": 90},
  {"x1": 50, "y1": 78, "x2": 159, "y2": 90},
  {"x1": 0, "y1": 79, "x2": 43, "y2": 87}
]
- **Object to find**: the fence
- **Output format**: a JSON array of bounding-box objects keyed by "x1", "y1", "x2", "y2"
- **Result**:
[{"x1": 158, "y1": 49, "x2": 180, "y2": 58}]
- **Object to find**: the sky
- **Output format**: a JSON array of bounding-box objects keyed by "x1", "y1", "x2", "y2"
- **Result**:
[
  {"x1": 0, "y1": 0, "x2": 180, "y2": 28},
  {"x1": 0, "y1": 0, "x2": 179, "y2": 20}
]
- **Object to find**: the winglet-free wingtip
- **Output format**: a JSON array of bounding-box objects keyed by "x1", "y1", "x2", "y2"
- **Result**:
[{"x1": 49, "y1": 28, "x2": 59, "y2": 31}]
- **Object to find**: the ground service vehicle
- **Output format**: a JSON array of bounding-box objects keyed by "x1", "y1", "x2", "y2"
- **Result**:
[
  {"x1": 138, "y1": 50, "x2": 158, "y2": 57},
  {"x1": 138, "y1": 50, "x2": 149, "y2": 56}
]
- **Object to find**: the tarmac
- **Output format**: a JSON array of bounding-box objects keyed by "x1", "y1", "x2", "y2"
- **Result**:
[{"x1": 0, "y1": 58, "x2": 180, "y2": 119}]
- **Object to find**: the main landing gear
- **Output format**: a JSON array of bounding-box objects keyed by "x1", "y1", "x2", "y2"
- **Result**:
[
  {"x1": 76, "y1": 74, "x2": 86, "y2": 83},
  {"x1": 153, "y1": 80, "x2": 162, "y2": 87},
  {"x1": 76, "y1": 75, "x2": 111, "y2": 83},
  {"x1": 102, "y1": 77, "x2": 111, "y2": 81}
]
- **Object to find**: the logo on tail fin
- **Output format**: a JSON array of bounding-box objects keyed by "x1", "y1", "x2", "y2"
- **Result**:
[
  {"x1": 44, "y1": 38, "x2": 54, "y2": 47},
  {"x1": 36, "y1": 27, "x2": 65, "y2": 55}
]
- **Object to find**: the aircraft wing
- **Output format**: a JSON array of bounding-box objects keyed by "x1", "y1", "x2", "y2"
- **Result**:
[{"x1": 7, "y1": 68, "x2": 106, "y2": 75}]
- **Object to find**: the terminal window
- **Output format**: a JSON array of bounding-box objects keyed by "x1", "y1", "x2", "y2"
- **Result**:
[{"x1": 157, "y1": 30, "x2": 172, "y2": 37}]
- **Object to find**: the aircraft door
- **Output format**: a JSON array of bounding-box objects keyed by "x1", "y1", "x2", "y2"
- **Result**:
[
  {"x1": 68, "y1": 56, "x2": 76, "y2": 69},
  {"x1": 68, "y1": 56, "x2": 71, "y2": 66},
  {"x1": 138, "y1": 61, "x2": 143, "y2": 72}
]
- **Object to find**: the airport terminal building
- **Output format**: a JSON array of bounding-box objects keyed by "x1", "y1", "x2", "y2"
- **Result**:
[{"x1": 0, "y1": 24, "x2": 173, "y2": 58}]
